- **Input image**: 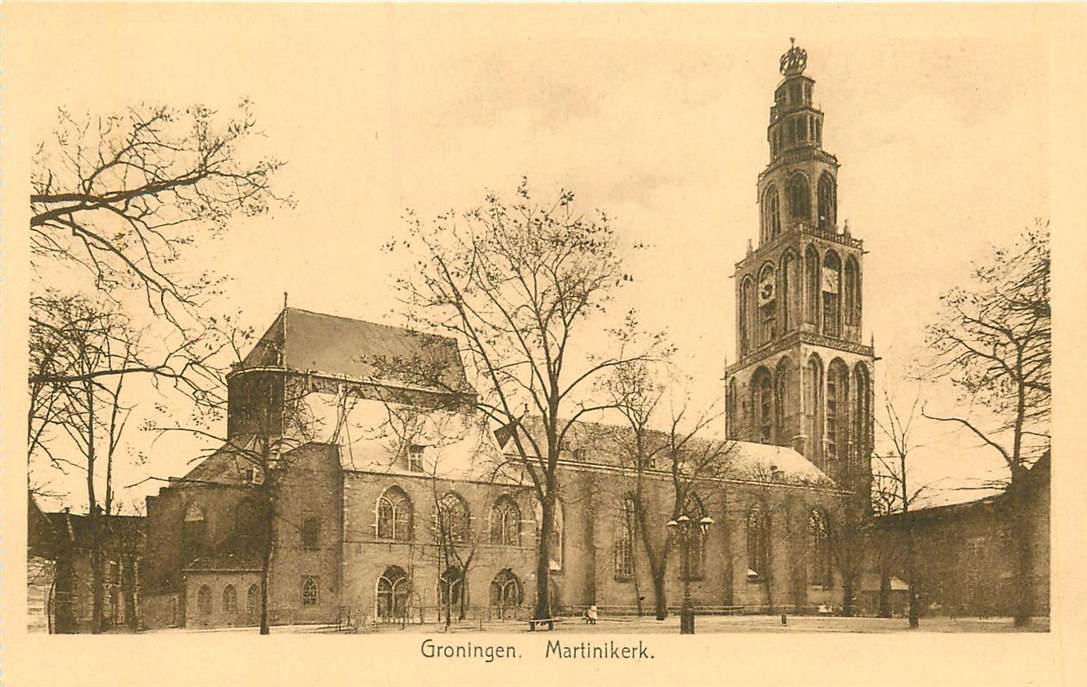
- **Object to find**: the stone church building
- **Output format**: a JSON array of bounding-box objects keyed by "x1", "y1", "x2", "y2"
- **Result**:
[{"x1": 139, "y1": 43, "x2": 872, "y2": 630}]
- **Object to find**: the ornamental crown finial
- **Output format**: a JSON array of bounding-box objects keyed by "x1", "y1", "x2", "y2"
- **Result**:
[{"x1": 780, "y1": 38, "x2": 807, "y2": 76}]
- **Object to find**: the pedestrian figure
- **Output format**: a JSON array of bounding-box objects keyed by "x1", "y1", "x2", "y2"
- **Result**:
[{"x1": 583, "y1": 605, "x2": 598, "y2": 624}]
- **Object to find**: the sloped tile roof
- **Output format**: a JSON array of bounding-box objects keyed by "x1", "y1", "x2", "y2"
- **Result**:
[
  {"x1": 178, "y1": 435, "x2": 264, "y2": 487},
  {"x1": 45, "y1": 512, "x2": 146, "y2": 550},
  {"x1": 506, "y1": 416, "x2": 836, "y2": 488},
  {"x1": 241, "y1": 307, "x2": 469, "y2": 393}
]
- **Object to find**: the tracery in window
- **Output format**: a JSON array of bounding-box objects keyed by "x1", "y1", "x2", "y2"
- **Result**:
[
  {"x1": 746, "y1": 504, "x2": 768, "y2": 580},
  {"x1": 223, "y1": 584, "x2": 238, "y2": 613},
  {"x1": 490, "y1": 496, "x2": 521, "y2": 546},
  {"x1": 436, "y1": 492, "x2": 470, "y2": 544},
  {"x1": 808, "y1": 508, "x2": 832, "y2": 587},
  {"x1": 377, "y1": 566, "x2": 411, "y2": 619},
  {"x1": 377, "y1": 486, "x2": 413, "y2": 541},
  {"x1": 614, "y1": 496, "x2": 637, "y2": 579},
  {"x1": 302, "y1": 576, "x2": 319, "y2": 607}
]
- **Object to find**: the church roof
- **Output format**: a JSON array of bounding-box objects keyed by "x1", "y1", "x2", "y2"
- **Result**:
[
  {"x1": 44, "y1": 512, "x2": 146, "y2": 550},
  {"x1": 240, "y1": 307, "x2": 470, "y2": 393},
  {"x1": 504, "y1": 416, "x2": 836, "y2": 488},
  {"x1": 177, "y1": 435, "x2": 265, "y2": 487}
]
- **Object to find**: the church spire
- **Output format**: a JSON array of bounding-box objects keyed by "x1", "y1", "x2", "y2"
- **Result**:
[{"x1": 757, "y1": 40, "x2": 841, "y2": 245}]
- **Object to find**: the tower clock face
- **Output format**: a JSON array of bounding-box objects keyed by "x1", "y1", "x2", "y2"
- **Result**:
[{"x1": 758, "y1": 273, "x2": 776, "y2": 304}]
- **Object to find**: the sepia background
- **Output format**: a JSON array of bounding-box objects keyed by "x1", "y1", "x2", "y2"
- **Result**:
[{"x1": 2, "y1": 2, "x2": 1085, "y2": 686}]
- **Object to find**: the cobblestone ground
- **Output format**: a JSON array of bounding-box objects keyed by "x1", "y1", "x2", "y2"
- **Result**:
[{"x1": 150, "y1": 614, "x2": 1049, "y2": 634}]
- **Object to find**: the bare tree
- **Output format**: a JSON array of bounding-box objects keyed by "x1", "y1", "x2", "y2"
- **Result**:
[
  {"x1": 874, "y1": 389, "x2": 928, "y2": 628},
  {"x1": 28, "y1": 295, "x2": 141, "y2": 633},
  {"x1": 869, "y1": 464, "x2": 902, "y2": 619},
  {"x1": 826, "y1": 480, "x2": 867, "y2": 618},
  {"x1": 922, "y1": 221, "x2": 1050, "y2": 627},
  {"x1": 432, "y1": 485, "x2": 479, "y2": 627},
  {"x1": 384, "y1": 179, "x2": 668, "y2": 620},
  {"x1": 602, "y1": 360, "x2": 734, "y2": 620},
  {"x1": 146, "y1": 372, "x2": 320, "y2": 635},
  {"x1": 29, "y1": 103, "x2": 291, "y2": 494},
  {"x1": 369, "y1": 399, "x2": 486, "y2": 628},
  {"x1": 31, "y1": 102, "x2": 291, "y2": 328}
]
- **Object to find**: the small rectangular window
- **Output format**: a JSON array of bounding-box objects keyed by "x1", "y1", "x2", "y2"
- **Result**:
[
  {"x1": 302, "y1": 515, "x2": 320, "y2": 550},
  {"x1": 407, "y1": 445, "x2": 425, "y2": 472},
  {"x1": 302, "y1": 576, "x2": 319, "y2": 607}
]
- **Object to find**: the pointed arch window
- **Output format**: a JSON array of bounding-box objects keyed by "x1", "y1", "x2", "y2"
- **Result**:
[
  {"x1": 787, "y1": 174, "x2": 810, "y2": 223},
  {"x1": 489, "y1": 569, "x2": 523, "y2": 619},
  {"x1": 377, "y1": 566, "x2": 411, "y2": 619},
  {"x1": 822, "y1": 251, "x2": 842, "y2": 337},
  {"x1": 752, "y1": 367, "x2": 774, "y2": 444},
  {"x1": 817, "y1": 173, "x2": 837, "y2": 230},
  {"x1": 377, "y1": 486, "x2": 413, "y2": 541},
  {"x1": 808, "y1": 508, "x2": 832, "y2": 587},
  {"x1": 804, "y1": 245, "x2": 820, "y2": 325},
  {"x1": 827, "y1": 360, "x2": 851, "y2": 463},
  {"x1": 746, "y1": 504, "x2": 768, "y2": 580},
  {"x1": 615, "y1": 496, "x2": 637, "y2": 580},
  {"x1": 196, "y1": 585, "x2": 212, "y2": 616},
  {"x1": 852, "y1": 364, "x2": 871, "y2": 472},
  {"x1": 438, "y1": 567, "x2": 465, "y2": 614},
  {"x1": 757, "y1": 264, "x2": 777, "y2": 345},
  {"x1": 774, "y1": 358, "x2": 796, "y2": 446},
  {"x1": 763, "y1": 186, "x2": 781, "y2": 241},
  {"x1": 726, "y1": 378, "x2": 738, "y2": 440},
  {"x1": 739, "y1": 278, "x2": 753, "y2": 355},
  {"x1": 246, "y1": 584, "x2": 259, "y2": 621},
  {"x1": 222, "y1": 584, "x2": 238, "y2": 613},
  {"x1": 781, "y1": 251, "x2": 798, "y2": 333},
  {"x1": 844, "y1": 257, "x2": 860, "y2": 327},
  {"x1": 680, "y1": 494, "x2": 707, "y2": 580},
  {"x1": 302, "y1": 576, "x2": 319, "y2": 607},
  {"x1": 436, "y1": 492, "x2": 471, "y2": 544},
  {"x1": 805, "y1": 355, "x2": 824, "y2": 464},
  {"x1": 490, "y1": 496, "x2": 521, "y2": 546}
]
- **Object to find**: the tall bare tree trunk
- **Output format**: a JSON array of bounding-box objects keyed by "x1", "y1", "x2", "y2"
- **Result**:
[
  {"x1": 650, "y1": 568, "x2": 668, "y2": 620},
  {"x1": 634, "y1": 495, "x2": 669, "y2": 620},
  {"x1": 534, "y1": 497, "x2": 554, "y2": 620},
  {"x1": 906, "y1": 525, "x2": 919, "y2": 628},
  {"x1": 259, "y1": 473, "x2": 274, "y2": 635},
  {"x1": 878, "y1": 569, "x2": 892, "y2": 618},
  {"x1": 1012, "y1": 484, "x2": 1035, "y2": 627},
  {"x1": 631, "y1": 547, "x2": 644, "y2": 617},
  {"x1": 85, "y1": 382, "x2": 104, "y2": 635},
  {"x1": 842, "y1": 575, "x2": 855, "y2": 618}
]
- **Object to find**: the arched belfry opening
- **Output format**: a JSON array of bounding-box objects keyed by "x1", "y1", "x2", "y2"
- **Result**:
[
  {"x1": 725, "y1": 40, "x2": 875, "y2": 489},
  {"x1": 817, "y1": 173, "x2": 836, "y2": 230}
]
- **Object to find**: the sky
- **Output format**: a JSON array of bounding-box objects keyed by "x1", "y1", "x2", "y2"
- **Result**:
[{"x1": 5, "y1": 3, "x2": 1066, "y2": 511}]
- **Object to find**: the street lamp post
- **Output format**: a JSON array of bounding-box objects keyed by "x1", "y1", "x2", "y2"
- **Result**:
[{"x1": 667, "y1": 513, "x2": 714, "y2": 635}]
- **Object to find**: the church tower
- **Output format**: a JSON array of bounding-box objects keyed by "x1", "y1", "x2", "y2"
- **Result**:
[{"x1": 724, "y1": 41, "x2": 874, "y2": 492}]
